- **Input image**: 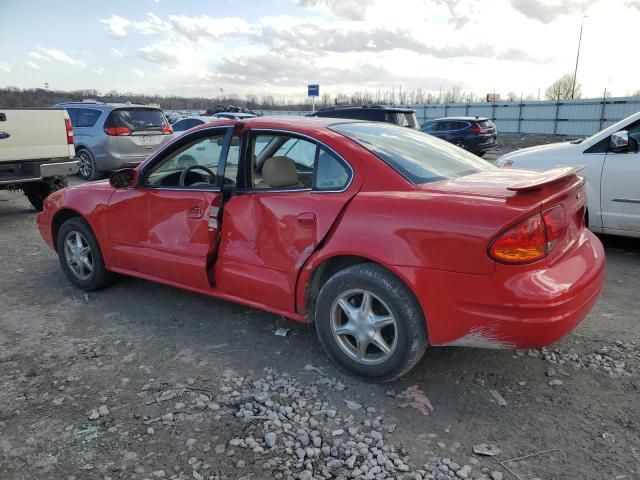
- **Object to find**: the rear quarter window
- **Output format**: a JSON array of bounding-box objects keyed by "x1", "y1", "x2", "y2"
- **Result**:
[{"x1": 330, "y1": 122, "x2": 494, "y2": 184}]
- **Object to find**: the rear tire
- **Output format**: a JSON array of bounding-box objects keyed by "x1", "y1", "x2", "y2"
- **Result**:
[
  {"x1": 23, "y1": 177, "x2": 66, "y2": 211},
  {"x1": 56, "y1": 217, "x2": 114, "y2": 291},
  {"x1": 77, "y1": 149, "x2": 100, "y2": 181},
  {"x1": 315, "y1": 263, "x2": 428, "y2": 382}
]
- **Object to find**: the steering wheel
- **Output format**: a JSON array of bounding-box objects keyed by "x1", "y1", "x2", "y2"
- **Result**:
[{"x1": 179, "y1": 165, "x2": 216, "y2": 187}]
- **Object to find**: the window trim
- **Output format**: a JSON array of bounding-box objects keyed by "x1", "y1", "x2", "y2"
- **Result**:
[
  {"x1": 138, "y1": 125, "x2": 234, "y2": 192},
  {"x1": 240, "y1": 128, "x2": 354, "y2": 194}
]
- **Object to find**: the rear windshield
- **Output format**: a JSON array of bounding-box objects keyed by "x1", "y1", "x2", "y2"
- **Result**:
[
  {"x1": 478, "y1": 120, "x2": 495, "y2": 129},
  {"x1": 330, "y1": 122, "x2": 494, "y2": 184},
  {"x1": 109, "y1": 108, "x2": 167, "y2": 132},
  {"x1": 386, "y1": 112, "x2": 418, "y2": 128}
]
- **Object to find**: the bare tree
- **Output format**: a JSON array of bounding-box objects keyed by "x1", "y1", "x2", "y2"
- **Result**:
[
  {"x1": 545, "y1": 74, "x2": 582, "y2": 100},
  {"x1": 507, "y1": 91, "x2": 518, "y2": 102}
]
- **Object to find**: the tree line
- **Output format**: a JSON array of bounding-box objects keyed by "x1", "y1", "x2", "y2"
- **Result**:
[{"x1": 1, "y1": 75, "x2": 637, "y2": 111}]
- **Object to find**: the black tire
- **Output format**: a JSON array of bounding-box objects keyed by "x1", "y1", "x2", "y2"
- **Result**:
[
  {"x1": 77, "y1": 149, "x2": 100, "y2": 181},
  {"x1": 475, "y1": 151, "x2": 486, "y2": 157},
  {"x1": 56, "y1": 217, "x2": 114, "y2": 291},
  {"x1": 315, "y1": 263, "x2": 428, "y2": 382},
  {"x1": 22, "y1": 177, "x2": 66, "y2": 211}
]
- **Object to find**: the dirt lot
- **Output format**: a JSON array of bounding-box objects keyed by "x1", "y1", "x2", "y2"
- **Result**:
[{"x1": 1, "y1": 135, "x2": 639, "y2": 480}]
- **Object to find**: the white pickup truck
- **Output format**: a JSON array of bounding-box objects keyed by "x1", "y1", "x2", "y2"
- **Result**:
[
  {"x1": 0, "y1": 108, "x2": 78, "y2": 210},
  {"x1": 496, "y1": 111, "x2": 640, "y2": 238}
]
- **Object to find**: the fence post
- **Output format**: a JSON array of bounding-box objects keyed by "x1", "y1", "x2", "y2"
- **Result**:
[
  {"x1": 465, "y1": 103, "x2": 469, "y2": 116},
  {"x1": 491, "y1": 102, "x2": 496, "y2": 123},
  {"x1": 423, "y1": 105, "x2": 427, "y2": 124},
  {"x1": 553, "y1": 94, "x2": 560, "y2": 135},
  {"x1": 444, "y1": 104, "x2": 448, "y2": 117},
  {"x1": 517, "y1": 95, "x2": 523, "y2": 134},
  {"x1": 599, "y1": 89, "x2": 607, "y2": 130}
]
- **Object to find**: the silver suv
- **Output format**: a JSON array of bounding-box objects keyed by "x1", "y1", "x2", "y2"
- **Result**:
[{"x1": 54, "y1": 102, "x2": 173, "y2": 180}]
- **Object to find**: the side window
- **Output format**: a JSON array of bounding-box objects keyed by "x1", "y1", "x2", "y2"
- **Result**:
[
  {"x1": 66, "y1": 108, "x2": 79, "y2": 127},
  {"x1": 253, "y1": 134, "x2": 316, "y2": 189},
  {"x1": 436, "y1": 121, "x2": 451, "y2": 131},
  {"x1": 316, "y1": 148, "x2": 350, "y2": 191},
  {"x1": 144, "y1": 131, "x2": 228, "y2": 188},
  {"x1": 421, "y1": 122, "x2": 437, "y2": 132},
  {"x1": 627, "y1": 121, "x2": 640, "y2": 149},
  {"x1": 251, "y1": 133, "x2": 351, "y2": 191},
  {"x1": 75, "y1": 109, "x2": 102, "y2": 128},
  {"x1": 173, "y1": 120, "x2": 189, "y2": 132}
]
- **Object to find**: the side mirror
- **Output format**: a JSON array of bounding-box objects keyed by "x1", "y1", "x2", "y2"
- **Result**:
[
  {"x1": 610, "y1": 130, "x2": 630, "y2": 152},
  {"x1": 109, "y1": 168, "x2": 139, "y2": 188}
]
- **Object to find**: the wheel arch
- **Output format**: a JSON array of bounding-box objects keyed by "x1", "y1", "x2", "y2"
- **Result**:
[
  {"x1": 51, "y1": 208, "x2": 87, "y2": 252},
  {"x1": 300, "y1": 253, "x2": 426, "y2": 327}
]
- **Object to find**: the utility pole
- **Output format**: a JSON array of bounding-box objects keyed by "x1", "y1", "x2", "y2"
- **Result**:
[{"x1": 571, "y1": 16, "x2": 587, "y2": 100}]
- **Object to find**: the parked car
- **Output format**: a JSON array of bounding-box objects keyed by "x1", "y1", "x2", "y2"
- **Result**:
[
  {"x1": 309, "y1": 106, "x2": 418, "y2": 129},
  {"x1": 37, "y1": 117, "x2": 604, "y2": 381},
  {"x1": 0, "y1": 108, "x2": 78, "y2": 210},
  {"x1": 421, "y1": 117, "x2": 497, "y2": 156},
  {"x1": 212, "y1": 112, "x2": 257, "y2": 120},
  {"x1": 170, "y1": 116, "x2": 210, "y2": 137},
  {"x1": 54, "y1": 102, "x2": 174, "y2": 181},
  {"x1": 496, "y1": 111, "x2": 640, "y2": 238}
]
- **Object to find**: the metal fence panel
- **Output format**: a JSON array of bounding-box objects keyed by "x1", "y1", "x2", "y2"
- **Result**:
[{"x1": 259, "y1": 96, "x2": 640, "y2": 136}]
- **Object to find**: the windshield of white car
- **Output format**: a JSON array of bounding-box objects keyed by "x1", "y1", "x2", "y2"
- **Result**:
[{"x1": 331, "y1": 122, "x2": 495, "y2": 184}]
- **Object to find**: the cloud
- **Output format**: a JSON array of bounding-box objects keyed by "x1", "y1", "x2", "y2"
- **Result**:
[
  {"x1": 29, "y1": 46, "x2": 86, "y2": 67},
  {"x1": 627, "y1": 0, "x2": 640, "y2": 8},
  {"x1": 296, "y1": 0, "x2": 375, "y2": 20},
  {"x1": 92, "y1": 67, "x2": 106, "y2": 75},
  {"x1": 138, "y1": 44, "x2": 181, "y2": 66},
  {"x1": 0, "y1": 62, "x2": 11, "y2": 72},
  {"x1": 509, "y1": 0, "x2": 597, "y2": 23},
  {"x1": 101, "y1": 14, "x2": 131, "y2": 37},
  {"x1": 132, "y1": 68, "x2": 146, "y2": 78},
  {"x1": 110, "y1": 47, "x2": 124, "y2": 57},
  {"x1": 26, "y1": 61, "x2": 41, "y2": 70},
  {"x1": 167, "y1": 15, "x2": 253, "y2": 40},
  {"x1": 434, "y1": 0, "x2": 480, "y2": 29}
]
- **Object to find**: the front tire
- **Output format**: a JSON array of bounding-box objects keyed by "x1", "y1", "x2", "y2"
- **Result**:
[
  {"x1": 23, "y1": 177, "x2": 67, "y2": 211},
  {"x1": 56, "y1": 217, "x2": 114, "y2": 291},
  {"x1": 77, "y1": 149, "x2": 100, "y2": 181},
  {"x1": 315, "y1": 263, "x2": 428, "y2": 382}
]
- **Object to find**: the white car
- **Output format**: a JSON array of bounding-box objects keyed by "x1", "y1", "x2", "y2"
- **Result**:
[{"x1": 496, "y1": 111, "x2": 640, "y2": 238}]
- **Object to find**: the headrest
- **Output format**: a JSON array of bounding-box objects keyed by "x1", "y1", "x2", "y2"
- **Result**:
[{"x1": 262, "y1": 156, "x2": 299, "y2": 187}]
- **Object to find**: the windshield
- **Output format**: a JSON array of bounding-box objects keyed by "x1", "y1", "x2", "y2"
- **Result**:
[{"x1": 331, "y1": 122, "x2": 494, "y2": 184}]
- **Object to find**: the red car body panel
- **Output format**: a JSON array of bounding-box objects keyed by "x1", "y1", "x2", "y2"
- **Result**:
[{"x1": 37, "y1": 117, "x2": 605, "y2": 350}]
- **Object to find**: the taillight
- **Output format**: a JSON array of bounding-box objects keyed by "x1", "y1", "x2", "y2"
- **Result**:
[
  {"x1": 161, "y1": 124, "x2": 173, "y2": 134},
  {"x1": 104, "y1": 127, "x2": 132, "y2": 136},
  {"x1": 471, "y1": 122, "x2": 492, "y2": 135},
  {"x1": 489, "y1": 206, "x2": 566, "y2": 264},
  {"x1": 65, "y1": 118, "x2": 74, "y2": 144}
]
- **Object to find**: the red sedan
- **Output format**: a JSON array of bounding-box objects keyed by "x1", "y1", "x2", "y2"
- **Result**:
[{"x1": 37, "y1": 117, "x2": 605, "y2": 381}]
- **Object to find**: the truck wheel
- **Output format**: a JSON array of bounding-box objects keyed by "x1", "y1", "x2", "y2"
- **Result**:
[
  {"x1": 56, "y1": 217, "x2": 114, "y2": 291},
  {"x1": 22, "y1": 178, "x2": 66, "y2": 211},
  {"x1": 315, "y1": 263, "x2": 428, "y2": 382},
  {"x1": 77, "y1": 149, "x2": 99, "y2": 181}
]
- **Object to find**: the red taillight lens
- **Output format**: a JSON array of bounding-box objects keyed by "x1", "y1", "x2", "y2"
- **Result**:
[
  {"x1": 471, "y1": 123, "x2": 482, "y2": 134},
  {"x1": 161, "y1": 125, "x2": 173, "y2": 134},
  {"x1": 65, "y1": 118, "x2": 74, "y2": 144},
  {"x1": 104, "y1": 127, "x2": 132, "y2": 136},
  {"x1": 489, "y1": 206, "x2": 566, "y2": 264}
]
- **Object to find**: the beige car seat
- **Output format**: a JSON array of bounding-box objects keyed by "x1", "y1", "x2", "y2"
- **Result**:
[{"x1": 259, "y1": 156, "x2": 301, "y2": 188}]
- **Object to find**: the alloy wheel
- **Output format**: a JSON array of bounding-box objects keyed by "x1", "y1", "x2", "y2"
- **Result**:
[
  {"x1": 330, "y1": 289, "x2": 398, "y2": 365},
  {"x1": 78, "y1": 152, "x2": 92, "y2": 178},
  {"x1": 63, "y1": 231, "x2": 94, "y2": 280}
]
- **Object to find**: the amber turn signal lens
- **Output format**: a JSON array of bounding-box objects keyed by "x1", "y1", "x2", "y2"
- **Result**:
[{"x1": 490, "y1": 214, "x2": 547, "y2": 263}]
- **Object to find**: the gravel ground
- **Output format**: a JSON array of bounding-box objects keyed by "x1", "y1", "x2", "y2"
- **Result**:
[{"x1": 1, "y1": 136, "x2": 639, "y2": 479}]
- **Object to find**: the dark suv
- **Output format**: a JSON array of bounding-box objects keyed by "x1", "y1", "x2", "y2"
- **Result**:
[
  {"x1": 421, "y1": 117, "x2": 497, "y2": 156},
  {"x1": 309, "y1": 106, "x2": 418, "y2": 129}
]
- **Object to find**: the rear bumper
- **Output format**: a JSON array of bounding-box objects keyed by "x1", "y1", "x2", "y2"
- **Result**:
[
  {"x1": 0, "y1": 160, "x2": 78, "y2": 185},
  {"x1": 395, "y1": 230, "x2": 605, "y2": 349}
]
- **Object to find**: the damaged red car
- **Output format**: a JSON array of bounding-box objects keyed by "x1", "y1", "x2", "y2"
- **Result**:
[{"x1": 37, "y1": 117, "x2": 605, "y2": 381}]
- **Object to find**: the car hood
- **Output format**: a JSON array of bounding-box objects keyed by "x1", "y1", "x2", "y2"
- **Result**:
[{"x1": 498, "y1": 140, "x2": 577, "y2": 161}]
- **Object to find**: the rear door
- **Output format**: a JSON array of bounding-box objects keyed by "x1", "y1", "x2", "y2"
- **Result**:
[
  {"x1": 105, "y1": 108, "x2": 172, "y2": 164},
  {"x1": 600, "y1": 121, "x2": 640, "y2": 233},
  {"x1": 214, "y1": 129, "x2": 357, "y2": 311},
  {"x1": 108, "y1": 126, "x2": 235, "y2": 289}
]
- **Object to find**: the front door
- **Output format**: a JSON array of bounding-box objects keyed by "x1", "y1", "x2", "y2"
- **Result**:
[
  {"x1": 214, "y1": 130, "x2": 356, "y2": 311},
  {"x1": 107, "y1": 126, "x2": 235, "y2": 290},
  {"x1": 601, "y1": 121, "x2": 640, "y2": 234}
]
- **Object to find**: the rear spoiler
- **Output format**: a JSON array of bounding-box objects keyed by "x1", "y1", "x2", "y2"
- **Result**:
[{"x1": 507, "y1": 166, "x2": 584, "y2": 192}]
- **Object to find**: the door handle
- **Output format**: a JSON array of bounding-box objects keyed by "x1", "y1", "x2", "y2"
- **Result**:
[
  {"x1": 297, "y1": 212, "x2": 316, "y2": 228},
  {"x1": 188, "y1": 205, "x2": 204, "y2": 219},
  {"x1": 0, "y1": 132, "x2": 9, "y2": 140}
]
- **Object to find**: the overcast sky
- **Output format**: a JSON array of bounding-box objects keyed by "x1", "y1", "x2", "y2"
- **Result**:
[{"x1": 0, "y1": 0, "x2": 638, "y2": 101}]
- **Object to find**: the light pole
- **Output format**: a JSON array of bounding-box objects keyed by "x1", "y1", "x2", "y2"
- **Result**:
[
  {"x1": 219, "y1": 87, "x2": 224, "y2": 102},
  {"x1": 571, "y1": 16, "x2": 587, "y2": 100}
]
